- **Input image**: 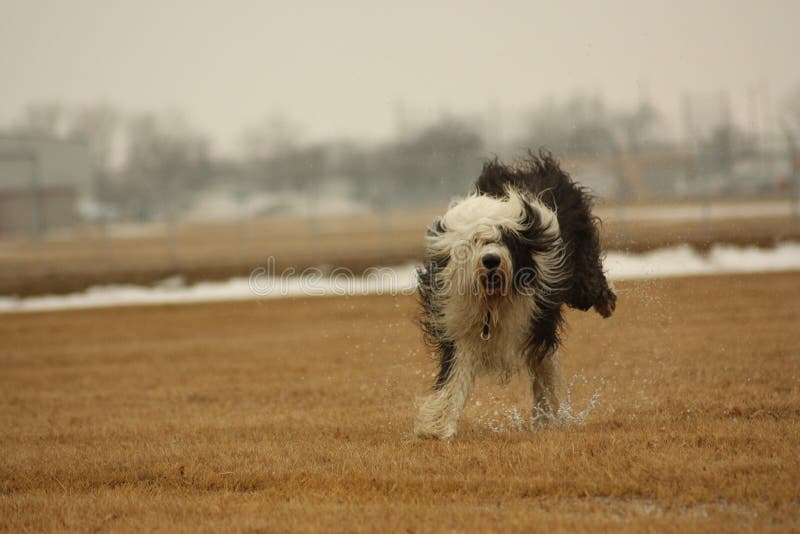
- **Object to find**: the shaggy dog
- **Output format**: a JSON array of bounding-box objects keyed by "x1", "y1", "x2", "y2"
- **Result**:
[{"x1": 415, "y1": 152, "x2": 616, "y2": 439}]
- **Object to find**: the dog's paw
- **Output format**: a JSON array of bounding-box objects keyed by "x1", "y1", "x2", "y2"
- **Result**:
[
  {"x1": 414, "y1": 413, "x2": 457, "y2": 440},
  {"x1": 414, "y1": 418, "x2": 457, "y2": 440},
  {"x1": 414, "y1": 426, "x2": 456, "y2": 440}
]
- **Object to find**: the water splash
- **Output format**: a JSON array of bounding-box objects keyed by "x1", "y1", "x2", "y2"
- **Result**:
[
  {"x1": 531, "y1": 374, "x2": 601, "y2": 429},
  {"x1": 476, "y1": 403, "x2": 526, "y2": 433},
  {"x1": 475, "y1": 373, "x2": 601, "y2": 433}
]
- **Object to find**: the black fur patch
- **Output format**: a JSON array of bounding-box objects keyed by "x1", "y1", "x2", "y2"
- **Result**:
[
  {"x1": 416, "y1": 222, "x2": 455, "y2": 389},
  {"x1": 499, "y1": 224, "x2": 565, "y2": 363},
  {"x1": 476, "y1": 150, "x2": 616, "y2": 317}
]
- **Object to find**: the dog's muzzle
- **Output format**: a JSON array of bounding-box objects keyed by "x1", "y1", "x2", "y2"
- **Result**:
[{"x1": 479, "y1": 253, "x2": 506, "y2": 296}]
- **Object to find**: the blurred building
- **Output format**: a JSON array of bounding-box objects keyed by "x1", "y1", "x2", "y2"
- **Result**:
[{"x1": 0, "y1": 136, "x2": 90, "y2": 236}]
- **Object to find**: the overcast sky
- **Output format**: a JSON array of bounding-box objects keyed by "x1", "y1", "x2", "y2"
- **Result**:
[{"x1": 1, "y1": 0, "x2": 798, "y2": 154}]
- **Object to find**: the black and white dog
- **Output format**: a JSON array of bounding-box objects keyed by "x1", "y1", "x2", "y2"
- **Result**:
[{"x1": 415, "y1": 152, "x2": 616, "y2": 439}]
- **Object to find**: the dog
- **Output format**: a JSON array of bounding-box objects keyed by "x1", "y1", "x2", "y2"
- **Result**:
[{"x1": 414, "y1": 152, "x2": 616, "y2": 439}]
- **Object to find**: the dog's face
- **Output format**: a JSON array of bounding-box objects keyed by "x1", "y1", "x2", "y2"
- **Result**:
[{"x1": 425, "y1": 188, "x2": 565, "y2": 305}]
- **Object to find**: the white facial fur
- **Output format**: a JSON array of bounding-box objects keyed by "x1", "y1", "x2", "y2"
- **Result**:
[{"x1": 425, "y1": 188, "x2": 563, "y2": 306}]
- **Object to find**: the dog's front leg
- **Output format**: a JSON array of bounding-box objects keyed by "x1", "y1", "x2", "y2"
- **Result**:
[
  {"x1": 414, "y1": 349, "x2": 476, "y2": 440},
  {"x1": 529, "y1": 350, "x2": 563, "y2": 426}
]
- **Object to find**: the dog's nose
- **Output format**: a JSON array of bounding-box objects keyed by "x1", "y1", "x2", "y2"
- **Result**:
[{"x1": 481, "y1": 253, "x2": 502, "y2": 270}]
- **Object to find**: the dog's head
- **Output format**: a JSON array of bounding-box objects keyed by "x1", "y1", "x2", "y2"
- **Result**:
[{"x1": 424, "y1": 187, "x2": 568, "y2": 308}]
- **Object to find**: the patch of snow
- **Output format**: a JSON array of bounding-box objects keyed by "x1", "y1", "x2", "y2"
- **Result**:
[
  {"x1": 604, "y1": 242, "x2": 800, "y2": 280},
  {"x1": 1, "y1": 243, "x2": 799, "y2": 313}
]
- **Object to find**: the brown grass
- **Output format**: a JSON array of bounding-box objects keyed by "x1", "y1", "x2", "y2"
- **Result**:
[{"x1": 1, "y1": 272, "x2": 800, "y2": 531}]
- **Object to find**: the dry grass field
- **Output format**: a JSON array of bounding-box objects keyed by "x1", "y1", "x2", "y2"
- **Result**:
[{"x1": 1, "y1": 272, "x2": 799, "y2": 531}]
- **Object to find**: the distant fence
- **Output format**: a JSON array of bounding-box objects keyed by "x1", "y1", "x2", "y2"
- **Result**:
[{"x1": 1, "y1": 132, "x2": 799, "y2": 290}]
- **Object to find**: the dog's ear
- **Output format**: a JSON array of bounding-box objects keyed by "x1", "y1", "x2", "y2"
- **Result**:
[
  {"x1": 537, "y1": 162, "x2": 615, "y2": 318},
  {"x1": 563, "y1": 235, "x2": 616, "y2": 318},
  {"x1": 557, "y1": 199, "x2": 616, "y2": 317},
  {"x1": 594, "y1": 283, "x2": 617, "y2": 318},
  {"x1": 566, "y1": 264, "x2": 616, "y2": 317}
]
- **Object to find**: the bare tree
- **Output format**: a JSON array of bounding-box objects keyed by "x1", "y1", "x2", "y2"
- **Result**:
[
  {"x1": 522, "y1": 94, "x2": 617, "y2": 158},
  {"x1": 68, "y1": 104, "x2": 120, "y2": 174},
  {"x1": 239, "y1": 115, "x2": 303, "y2": 160},
  {"x1": 13, "y1": 101, "x2": 67, "y2": 137},
  {"x1": 122, "y1": 112, "x2": 211, "y2": 220},
  {"x1": 614, "y1": 102, "x2": 662, "y2": 154}
]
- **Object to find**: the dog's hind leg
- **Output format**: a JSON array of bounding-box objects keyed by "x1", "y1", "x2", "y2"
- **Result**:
[
  {"x1": 529, "y1": 350, "x2": 563, "y2": 426},
  {"x1": 414, "y1": 350, "x2": 476, "y2": 440}
]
